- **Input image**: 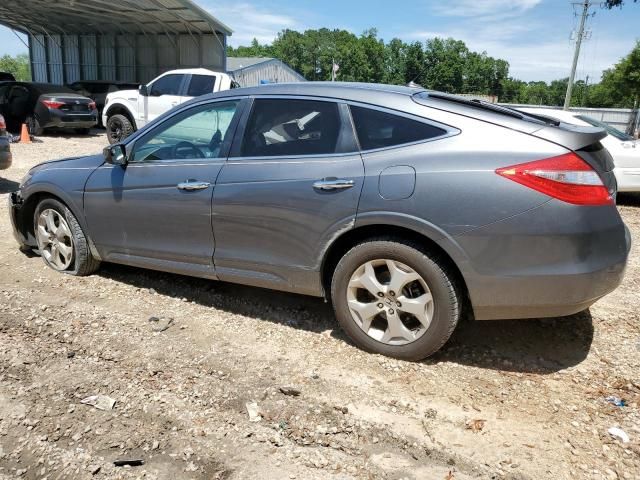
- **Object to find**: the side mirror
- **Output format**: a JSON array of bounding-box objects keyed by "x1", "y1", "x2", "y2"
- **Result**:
[
  {"x1": 103, "y1": 144, "x2": 128, "y2": 166},
  {"x1": 139, "y1": 85, "x2": 149, "y2": 97}
]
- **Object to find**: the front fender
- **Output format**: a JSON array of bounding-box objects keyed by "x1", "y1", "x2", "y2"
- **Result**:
[
  {"x1": 19, "y1": 166, "x2": 102, "y2": 258},
  {"x1": 104, "y1": 99, "x2": 138, "y2": 127}
]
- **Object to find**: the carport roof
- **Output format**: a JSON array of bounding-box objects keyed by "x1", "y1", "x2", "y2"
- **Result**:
[{"x1": 0, "y1": 0, "x2": 232, "y2": 37}]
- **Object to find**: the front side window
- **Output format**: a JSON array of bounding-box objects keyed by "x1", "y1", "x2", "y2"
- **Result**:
[
  {"x1": 350, "y1": 105, "x2": 447, "y2": 151},
  {"x1": 132, "y1": 100, "x2": 240, "y2": 162},
  {"x1": 241, "y1": 99, "x2": 341, "y2": 157},
  {"x1": 187, "y1": 75, "x2": 217, "y2": 97},
  {"x1": 149, "y1": 74, "x2": 184, "y2": 97}
]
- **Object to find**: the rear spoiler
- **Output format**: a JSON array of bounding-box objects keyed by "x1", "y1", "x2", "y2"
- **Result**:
[{"x1": 531, "y1": 123, "x2": 607, "y2": 151}]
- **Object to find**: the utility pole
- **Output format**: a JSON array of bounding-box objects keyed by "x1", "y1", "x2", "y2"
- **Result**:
[{"x1": 564, "y1": 0, "x2": 593, "y2": 110}]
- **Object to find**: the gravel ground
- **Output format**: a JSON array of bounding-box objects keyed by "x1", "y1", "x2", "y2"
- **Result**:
[{"x1": 0, "y1": 132, "x2": 639, "y2": 480}]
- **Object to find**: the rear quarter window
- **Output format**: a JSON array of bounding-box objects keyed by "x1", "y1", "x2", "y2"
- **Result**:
[
  {"x1": 187, "y1": 75, "x2": 217, "y2": 97},
  {"x1": 350, "y1": 106, "x2": 447, "y2": 150}
]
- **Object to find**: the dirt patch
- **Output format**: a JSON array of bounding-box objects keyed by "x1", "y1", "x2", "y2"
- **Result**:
[{"x1": 0, "y1": 133, "x2": 639, "y2": 479}]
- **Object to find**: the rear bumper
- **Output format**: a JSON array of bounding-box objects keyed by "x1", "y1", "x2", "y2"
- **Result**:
[
  {"x1": 42, "y1": 109, "x2": 98, "y2": 130},
  {"x1": 614, "y1": 166, "x2": 640, "y2": 192},
  {"x1": 453, "y1": 201, "x2": 631, "y2": 320}
]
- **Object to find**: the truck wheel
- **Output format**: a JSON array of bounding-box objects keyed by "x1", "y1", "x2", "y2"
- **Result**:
[{"x1": 106, "y1": 114, "x2": 134, "y2": 144}]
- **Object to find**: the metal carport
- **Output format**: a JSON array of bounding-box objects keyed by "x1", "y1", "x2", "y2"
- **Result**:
[{"x1": 0, "y1": 0, "x2": 232, "y2": 84}]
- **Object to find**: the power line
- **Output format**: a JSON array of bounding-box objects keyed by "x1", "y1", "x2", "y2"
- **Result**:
[{"x1": 564, "y1": 0, "x2": 596, "y2": 109}]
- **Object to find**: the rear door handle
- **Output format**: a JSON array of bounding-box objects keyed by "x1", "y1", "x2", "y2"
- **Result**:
[
  {"x1": 177, "y1": 181, "x2": 211, "y2": 191},
  {"x1": 313, "y1": 178, "x2": 355, "y2": 191}
]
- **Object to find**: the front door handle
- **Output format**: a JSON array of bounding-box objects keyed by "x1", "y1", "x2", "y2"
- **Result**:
[
  {"x1": 177, "y1": 181, "x2": 211, "y2": 191},
  {"x1": 313, "y1": 178, "x2": 355, "y2": 191}
]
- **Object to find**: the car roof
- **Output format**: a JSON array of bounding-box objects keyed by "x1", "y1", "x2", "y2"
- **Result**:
[
  {"x1": 159, "y1": 68, "x2": 227, "y2": 76},
  {"x1": 196, "y1": 81, "x2": 425, "y2": 103},
  {"x1": 71, "y1": 80, "x2": 138, "y2": 85}
]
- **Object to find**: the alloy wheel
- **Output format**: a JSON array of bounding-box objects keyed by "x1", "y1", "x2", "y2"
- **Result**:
[
  {"x1": 36, "y1": 209, "x2": 74, "y2": 271},
  {"x1": 347, "y1": 259, "x2": 434, "y2": 345}
]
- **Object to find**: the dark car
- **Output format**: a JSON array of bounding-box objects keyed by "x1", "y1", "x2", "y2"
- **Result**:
[
  {"x1": 0, "y1": 72, "x2": 16, "y2": 82},
  {"x1": 8, "y1": 83, "x2": 631, "y2": 361},
  {"x1": 0, "y1": 82, "x2": 97, "y2": 135},
  {"x1": 67, "y1": 81, "x2": 139, "y2": 125},
  {"x1": 0, "y1": 114, "x2": 11, "y2": 170}
]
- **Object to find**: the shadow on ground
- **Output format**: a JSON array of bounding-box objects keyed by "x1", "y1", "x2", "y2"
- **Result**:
[
  {"x1": 0, "y1": 177, "x2": 20, "y2": 194},
  {"x1": 618, "y1": 193, "x2": 640, "y2": 207},
  {"x1": 98, "y1": 263, "x2": 593, "y2": 375}
]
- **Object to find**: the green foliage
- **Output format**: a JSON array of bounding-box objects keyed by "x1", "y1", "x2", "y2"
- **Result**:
[
  {"x1": 605, "y1": 0, "x2": 637, "y2": 8},
  {"x1": 227, "y1": 30, "x2": 640, "y2": 108},
  {"x1": 228, "y1": 29, "x2": 510, "y2": 97},
  {"x1": 0, "y1": 53, "x2": 31, "y2": 81}
]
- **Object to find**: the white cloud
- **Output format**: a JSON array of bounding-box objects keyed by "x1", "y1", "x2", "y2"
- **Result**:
[
  {"x1": 429, "y1": 0, "x2": 543, "y2": 18},
  {"x1": 207, "y1": 2, "x2": 301, "y2": 46}
]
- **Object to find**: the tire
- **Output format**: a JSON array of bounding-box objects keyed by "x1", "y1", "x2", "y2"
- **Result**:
[
  {"x1": 34, "y1": 198, "x2": 100, "y2": 276},
  {"x1": 106, "y1": 114, "x2": 134, "y2": 145},
  {"x1": 331, "y1": 239, "x2": 460, "y2": 361},
  {"x1": 26, "y1": 115, "x2": 44, "y2": 136}
]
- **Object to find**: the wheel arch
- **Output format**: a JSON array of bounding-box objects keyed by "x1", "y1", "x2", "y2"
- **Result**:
[
  {"x1": 19, "y1": 189, "x2": 101, "y2": 260},
  {"x1": 104, "y1": 103, "x2": 137, "y2": 130},
  {"x1": 320, "y1": 223, "x2": 473, "y2": 318}
]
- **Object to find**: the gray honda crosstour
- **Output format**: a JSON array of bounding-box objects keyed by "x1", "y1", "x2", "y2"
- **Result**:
[{"x1": 9, "y1": 83, "x2": 631, "y2": 360}]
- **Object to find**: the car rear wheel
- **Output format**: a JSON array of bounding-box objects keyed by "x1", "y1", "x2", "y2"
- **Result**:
[
  {"x1": 26, "y1": 115, "x2": 44, "y2": 136},
  {"x1": 331, "y1": 240, "x2": 460, "y2": 361},
  {"x1": 106, "y1": 114, "x2": 133, "y2": 144},
  {"x1": 34, "y1": 198, "x2": 100, "y2": 276}
]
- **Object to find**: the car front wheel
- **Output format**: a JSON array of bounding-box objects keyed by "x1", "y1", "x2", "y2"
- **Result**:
[
  {"x1": 331, "y1": 239, "x2": 460, "y2": 361},
  {"x1": 106, "y1": 114, "x2": 134, "y2": 144},
  {"x1": 34, "y1": 198, "x2": 100, "y2": 276}
]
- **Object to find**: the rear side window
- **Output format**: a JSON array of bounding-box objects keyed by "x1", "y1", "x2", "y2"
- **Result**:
[
  {"x1": 187, "y1": 75, "x2": 216, "y2": 97},
  {"x1": 350, "y1": 106, "x2": 446, "y2": 151},
  {"x1": 150, "y1": 74, "x2": 184, "y2": 96},
  {"x1": 241, "y1": 99, "x2": 341, "y2": 157}
]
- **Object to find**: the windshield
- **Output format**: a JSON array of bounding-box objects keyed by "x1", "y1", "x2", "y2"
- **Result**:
[{"x1": 575, "y1": 115, "x2": 633, "y2": 141}]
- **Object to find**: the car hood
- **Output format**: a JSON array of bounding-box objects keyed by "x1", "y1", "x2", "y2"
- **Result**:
[{"x1": 29, "y1": 153, "x2": 105, "y2": 175}]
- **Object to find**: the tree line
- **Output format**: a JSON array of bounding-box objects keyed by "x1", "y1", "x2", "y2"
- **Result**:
[
  {"x1": 1, "y1": 28, "x2": 637, "y2": 109},
  {"x1": 229, "y1": 28, "x2": 640, "y2": 109}
]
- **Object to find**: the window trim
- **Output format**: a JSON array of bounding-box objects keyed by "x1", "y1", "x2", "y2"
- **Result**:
[
  {"x1": 228, "y1": 95, "x2": 360, "y2": 161},
  {"x1": 127, "y1": 97, "x2": 248, "y2": 164},
  {"x1": 346, "y1": 101, "x2": 459, "y2": 154}
]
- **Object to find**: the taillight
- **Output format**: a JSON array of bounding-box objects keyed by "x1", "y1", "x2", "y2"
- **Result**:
[
  {"x1": 42, "y1": 100, "x2": 65, "y2": 109},
  {"x1": 88, "y1": 101, "x2": 96, "y2": 110},
  {"x1": 496, "y1": 153, "x2": 613, "y2": 206},
  {"x1": 0, "y1": 114, "x2": 5, "y2": 130}
]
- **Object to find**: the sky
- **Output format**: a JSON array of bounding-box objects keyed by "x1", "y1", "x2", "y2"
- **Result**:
[{"x1": 0, "y1": 0, "x2": 639, "y2": 83}]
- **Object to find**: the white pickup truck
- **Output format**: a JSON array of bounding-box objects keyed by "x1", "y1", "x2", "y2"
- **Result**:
[{"x1": 103, "y1": 68, "x2": 239, "y2": 144}]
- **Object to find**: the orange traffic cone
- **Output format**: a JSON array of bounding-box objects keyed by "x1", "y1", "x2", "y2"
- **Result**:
[{"x1": 20, "y1": 123, "x2": 31, "y2": 144}]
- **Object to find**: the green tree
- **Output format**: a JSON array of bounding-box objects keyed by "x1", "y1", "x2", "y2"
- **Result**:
[
  {"x1": 0, "y1": 54, "x2": 30, "y2": 81},
  {"x1": 605, "y1": 0, "x2": 638, "y2": 8},
  {"x1": 383, "y1": 38, "x2": 406, "y2": 85},
  {"x1": 500, "y1": 77, "x2": 527, "y2": 103}
]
